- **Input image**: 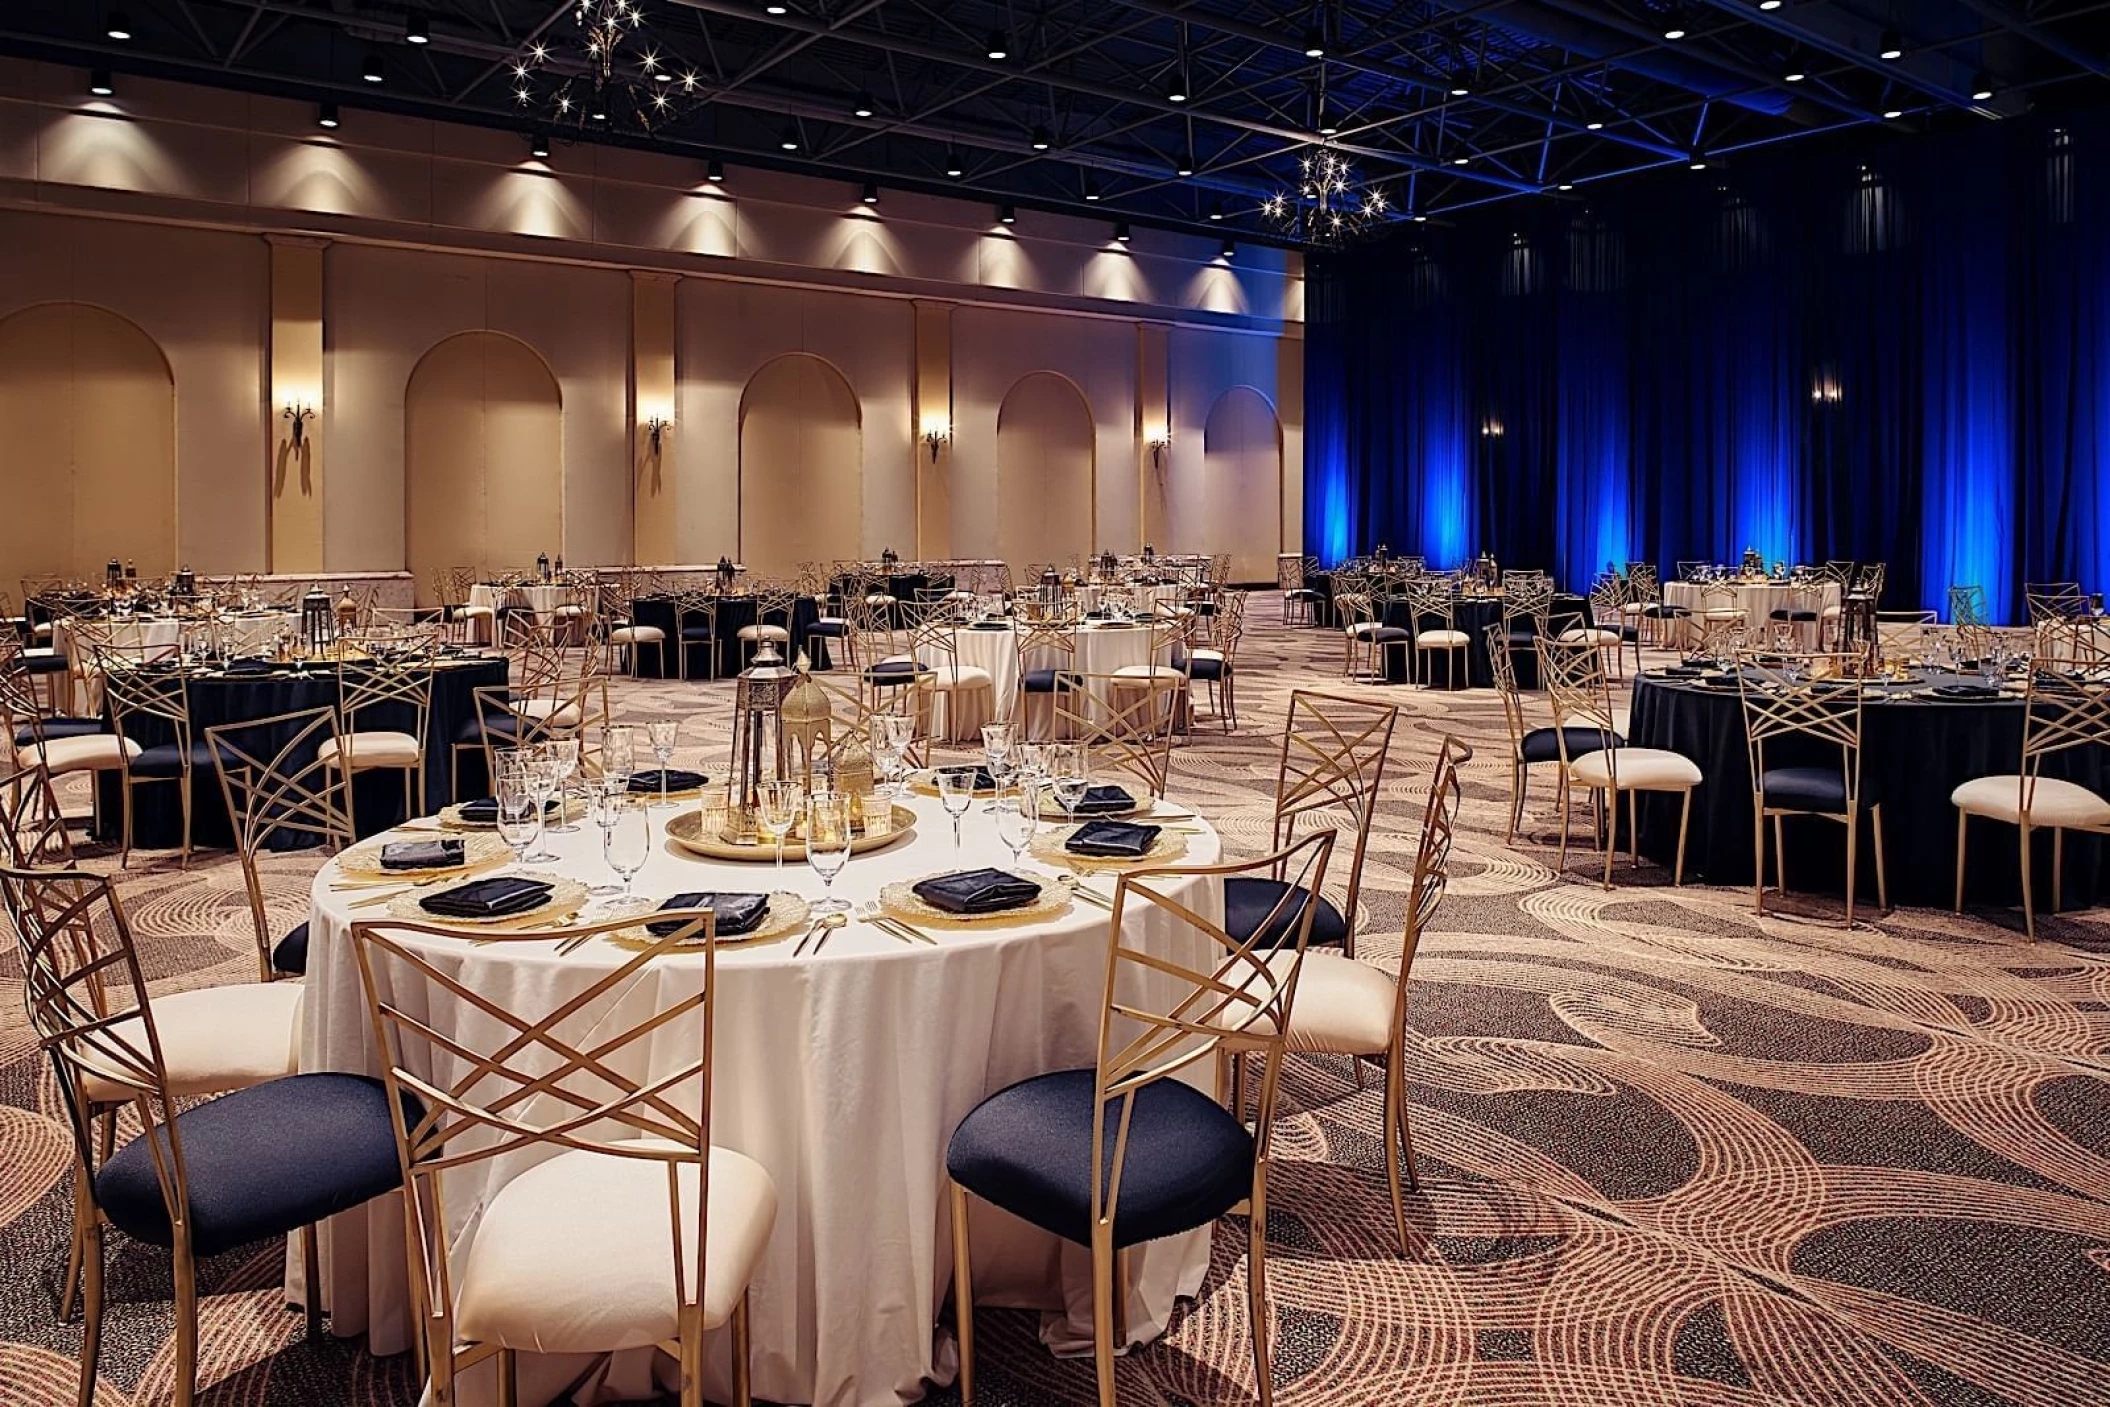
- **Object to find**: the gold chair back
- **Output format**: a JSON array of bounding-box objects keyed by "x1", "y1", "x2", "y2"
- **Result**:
[
  {"x1": 1736, "y1": 657, "x2": 1873, "y2": 813},
  {"x1": 1261, "y1": 690, "x2": 1397, "y2": 957},
  {"x1": 1052, "y1": 672, "x2": 1179, "y2": 799},
  {"x1": 206, "y1": 707, "x2": 353, "y2": 982}
]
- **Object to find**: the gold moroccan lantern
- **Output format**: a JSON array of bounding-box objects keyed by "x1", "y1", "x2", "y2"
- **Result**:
[{"x1": 779, "y1": 652, "x2": 833, "y2": 789}]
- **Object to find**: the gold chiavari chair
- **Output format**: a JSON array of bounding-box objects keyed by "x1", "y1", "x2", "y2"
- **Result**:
[
  {"x1": 1539, "y1": 637, "x2": 1699, "y2": 888},
  {"x1": 813, "y1": 666, "x2": 933, "y2": 771},
  {"x1": 1109, "y1": 611, "x2": 1195, "y2": 727},
  {"x1": 1229, "y1": 690, "x2": 1397, "y2": 958},
  {"x1": 945, "y1": 831, "x2": 1336, "y2": 1407},
  {"x1": 1333, "y1": 571, "x2": 1387, "y2": 679},
  {"x1": 327, "y1": 646, "x2": 438, "y2": 838},
  {"x1": 93, "y1": 644, "x2": 205, "y2": 865},
  {"x1": 896, "y1": 600, "x2": 996, "y2": 741},
  {"x1": 1761, "y1": 578, "x2": 1827, "y2": 652},
  {"x1": 2023, "y1": 581, "x2": 2087, "y2": 627},
  {"x1": 469, "y1": 668, "x2": 607, "y2": 795},
  {"x1": 1281, "y1": 554, "x2": 1321, "y2": 626},
  {"x1": 1184, "y1": 589, "x2": 1245, "y2": 732},
  {"x1": 1402, "y1": 575, "x2": 1468, "y2": 689},
  {"x1": 1013, "y1": 609, "x2": 1081, "y2": 739},
  {"x1": 736, "y1": 582, "x2": 797, "y2": 669},
  {"x1": 348, "y1": 911, "x2": 778, "y2": 1407},
  {"x1": 3, "y1": 661, "x2": 133, "y2": 840},
  {"x1": 1053, "y1": 672, "x2": 1180, "y2": 800},
  {"x1": 3, "y1": 864, "x2": 403, "y2": 1407},
  {"x1": 1691, "y1": 583, "x2": 1749, "y2": 659},
  {"x1": 1564, "y1": 572, "x2": 1635, "y2": 676},
  {"x1": 1241, "y1": 735, "x2": 1468, "y2": 1252},
  {"x1": 605, "y1": 568, "x2": 668, "y2": 679},
  {"x1": 209, "y1": 707, "x2": 352, "y2": 980},
  {"x1": 1951, "y1": 667, "x2": 2110, "y2": 941},
  {"x1": 1622, "y1": 562, "x2": 1670, "y2": 647},
  {"x1": 1737, "y1": 657, "x2": 1888, "y2": 927},
  {"x1": 1486, "y1": 625, "x2": 1621, "y2": 844},
  {"x1": 1, "y1": 746, "x2": 73, "y2": 869},
  {"x1": 675, "y1": 590, "x2": 724, "y2": 681}
]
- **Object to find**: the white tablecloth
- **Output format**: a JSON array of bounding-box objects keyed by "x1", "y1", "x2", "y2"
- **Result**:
[
  {"x1": 928, "y1": 622, "x2": 1179, "y2": 739},
  {"x1": 1072, "y1": 584, "x2": 1185, "y2": 616},
  {"x1": 49, "y1": 612, "x2": 294, "y2": 710},
  {"x1": 1662, "y1": 581, "x2": 1841, "y2": 647},
  {"x1": 299, "y1": 791, "x2": 1224, "y2": 1406}
]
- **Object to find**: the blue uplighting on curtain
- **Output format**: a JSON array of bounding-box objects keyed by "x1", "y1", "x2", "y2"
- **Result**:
[{"x1": 1304, "y1": 112, "x2": 2110, "y2": 618}]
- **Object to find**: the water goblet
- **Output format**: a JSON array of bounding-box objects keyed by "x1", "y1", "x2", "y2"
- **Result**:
[
  {"x1": 805, "y1": 791, "x2": 854, "y2": 915},
  {"x1": 600, "y1": 724, "x2": 637, "y2": 792},
  {"x1": 1048, "y1": 742, "x2": 1089, "y2": 826},
  {"x1": 756, "y1": 778, "x2": 803, "y2": 872},
  {"x1": 646, "y1": 717, "x2": 680, "y2": 807},
  {"x1": 493, "y1": 768, "x2": 543, "y2": 871},
  {"x1": 937, "y1": 767, "x2": 975, "y2": 852},
  {"x1": 546, "y1": 736, "x2": 582, "y2": 834},
  {"x1": 600, "y1": 793, "x2": 651, "y2": 902},
  {"x1": 587, "y1": 785, "x2": 628, "y2": 896},
  {"x1": 980, "y1": 722, "x2": 1016, "y2": 812},
  {"x1": 994, "y1": 784, "x2": 1039, "y2": 870},
  {"x1": 521, "y1": 746, "x2": 563, "y2": 861}
]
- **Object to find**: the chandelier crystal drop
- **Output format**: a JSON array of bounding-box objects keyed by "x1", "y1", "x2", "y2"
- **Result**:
[
  {"x1": 513, "y1": 1, "x2": 701, "y2": 133},
  {"x1": 1262, "y1": 148, "x2": 1389, "y2": 245}
]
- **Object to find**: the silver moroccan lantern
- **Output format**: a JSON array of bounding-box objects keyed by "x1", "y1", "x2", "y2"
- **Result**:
[{"x1": 724, "y1": 638, "x2": 797, "y2": 841}]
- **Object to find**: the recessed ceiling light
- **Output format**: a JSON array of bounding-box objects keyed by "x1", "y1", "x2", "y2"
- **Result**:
[
  {"x1": 88, "y1": 68, "x2": 114, "y2": 96},
  {"x1": 105, "y1": 10, "x2": 132, "y2": 41},
  {"x1": 405, "y1": 15, "x2": 429, "y2": 44},
  {"x1": 362, "y1": 52, "x2": 385, "y2": 83},
  {"x1": 317, "y1": 102, "x2": 340, "y2": 129}
]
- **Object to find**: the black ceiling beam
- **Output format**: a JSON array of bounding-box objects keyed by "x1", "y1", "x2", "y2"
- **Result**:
[
  {"x1": 1691, "y1": 0, "x2": 1996, "y2": 112},
  {"x1": 1949, "y1": 0, "x2": 2110, "y2": 82}
]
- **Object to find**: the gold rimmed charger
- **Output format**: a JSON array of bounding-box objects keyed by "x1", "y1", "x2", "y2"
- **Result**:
[
  {"x1": 600, "y1": 892, "x2": 813, "y2": 952},
  {"x1": 908, "y1": 770, "x2": 1000, "y2": 799},
  {"x1": 336, "y1": 832, "x2": 512, "y2": 882},
  {"x1": 435, "y1": 797, "x2": 588, "y2": 831},
  {"x1": 1030, "y1": 823, "x2": 1189, "y2": 871},
  {"x1": 1036, "y1": 797, "x2": 1145, "y2": 822},
  {"x1": 385, "y1": 871, "x2": 592, "y2": 929},
  {"x1": 878, "y1": 875, "x2": 1071, "y2": 928},
  {"x1": 664, "y1": 804, "x2": 917, "y2": 862}
]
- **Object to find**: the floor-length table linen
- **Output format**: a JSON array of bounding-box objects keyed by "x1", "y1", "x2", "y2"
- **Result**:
[
  {"x1": 1661, "y1": 582, "x2": 1842, "y2": 649},
  {"x1": 932, "y1": 621, "x2": 1182, "y2": 738},
  {"x1": 299, "y1": 790, "x2": 1225, "y2": 1406}
]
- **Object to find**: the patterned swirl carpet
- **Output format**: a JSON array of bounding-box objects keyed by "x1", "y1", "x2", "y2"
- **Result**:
[{"x1": 3, "y1": 599, "x2": 2108, "y2": 1406}]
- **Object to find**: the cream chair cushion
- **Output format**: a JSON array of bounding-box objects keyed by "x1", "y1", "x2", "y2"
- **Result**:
[
  {"x1": 737, "y1": 624, "x2": 791, "y2": 642},
  {"x1": 454, "y1": 1142, "x2": 779, "y2": 1353},
  {"x1": 1416, "y1": 629, "x2": 1470, "y2": 647},
  {"x1": 1345, "y1": 622, "x2": 1388, "y2": 639},
  {"x1": 1952, "y1": 775, "x2": 2110, "y2": 830},
  {"x1": 1271, "y1": 951, "x2": 1397, "y2": 1056},
  {"x1": 931, "y1": 664, "x2": 993, "y2": 692},
  {"x1": 22, "y1": 735, "x2": 139, "y2": 776},
  {"x1": 1112, "y1": 663, "x2": 1184, "y2": 683},
  {"x1": 1558, "y1": 627, "x2": 1623, "y2": 647},
  {"x1": 609, "y1": 625, "x2": 664, "y2": 645},
  {"x1": 1568, "y1": 747, "x2": 1701, "y2": 791},
  {"x1": 81, "y1": 982, "x2": 304, "y2": 1103},
  {"x1": 455, "y1": 604, "x2": 495, "y2": 619},
  {"x1": 324, "y1": 731, "x2": 422, "y2": 770},
  {"x1": 513, "y1": 698, "x2": 584, "y2": 728}
]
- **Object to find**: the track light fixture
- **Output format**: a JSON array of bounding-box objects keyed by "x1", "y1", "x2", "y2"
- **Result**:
[
  {"x1": 1783, "y1": 47, "x2": 1807, "y2": 83},
  {"x1": 1207, "y1": 204, "x2": 1224, "y2": 221},
  {"x1": 1971, "y1": 73, "x2": 1996, "y2": 102},
  {"x1": 998, "y1": 203, "x2": 1017, "y2": 225},
  {"x1": 105, "y1": 10, "x2": 132, "y2": 41},
  {"x1": 405, "y1": 15, "x2": 430, "y2": 44},
  {"x1": 318, "y1": 102, "x2": 340, "y2": 129},
  {"x1": 1878, "y1": 29, "x2": 1903, "y2": 61},
  {"x1": 1222, "y1": 239, "x2": 1236, "y2": 260},
  {"x1": 1030, "y1": 126, "x2": 1052, "y2": 151},
  {"x1": 1883, "y1": 108, "x2": 1903, "y2": 120},
  {"x1": 88, "y1": 69, "x2": 114, "y2": 96},
  {"x1": 1662, "y1": 7, "x2": 1689, "y2": 40},
  {"x1": 361, "y1": 51, "x2": 385, "y2": 83},
  {"x1": 779, "y1": 124, "x2": 800, "y2": 150},
  {"x1": 852, "y1": 92, "x2": 875, "y2": 119},
  {"x1": 986, "y1": 29, "x2": 1010, "y2": 61},
  {"x1": 861, "y1": 181, "x2": 880, "y2": 205},
  {"x1": 530, "y1": 132, "x2": 551, "y2": 158},
  {"x1": 944, "y1": 148, "x2": 964, "y2": 177},
  {"x1": 1083, "y1": 178, "x2": 1102, "y2": 201},
  {"x1": 1302, "y1": 28, "x2": 1326, "y2": 59},
  {"x1": 1114, "y1": 221, "x2": 1131, "y2": 244}
]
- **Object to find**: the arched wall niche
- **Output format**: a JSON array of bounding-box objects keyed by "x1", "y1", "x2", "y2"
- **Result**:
[
  {"x1": 0, "y1": 302, "x2": 176, "y2": 582},
  {"x1": 1181, "y1": 384, "x2": 1283, "y2": 583},
  {"x1": 738, "y1": 352, "x2": 864, "y2": 577},
  {"x1": 995, "y1": 371, "x2": 1096, "y2": 574},
  {"x1": 403, "y1": 330, "x2": 564, "y2": 602}
]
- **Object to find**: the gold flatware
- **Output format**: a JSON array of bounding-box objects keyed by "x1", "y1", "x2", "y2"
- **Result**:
[
  {"x1": 791, "y1": 918, "x2": 826, "y2": 957},
  {"x1": 806, "y1": 912, "x2": 848, "y2": 955},
  {"x1": 882, "y1": 915, "x2": 938, "y2": 946}
]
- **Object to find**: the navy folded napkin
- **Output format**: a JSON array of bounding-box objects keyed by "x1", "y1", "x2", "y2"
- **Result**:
[
  {"x1": 629, "y1": 768, "x2": 707, "y2": 794},
  {"x1": 457, "y1": 796, "x2": 557, "y2": 824},
  {"x1": 380, "y1": 838, "x2": 465, "y2": 870},
  {"x1": 1656, "y1": 666, "x2": 1705, "y2": 679},
  {"x1": 937, "y1": 765, "x2": 998, "y2": 791},
  {"x1": 911, "y1": 869, "x2": 1041, "y2": 915},
  {"x1": 222, "y1": 657, "x2": 276, "y2": 674},
  {"x1": 648, "y1": 892, "x2": 769, "y2": 938},
  {"x1": 1066, "y1": 819, "x2": 1161, "y2": 859},
  {"x1": 968, "y1": 621, "x2": 1013, "y2": 631},
  {"x1": 420, "y1": 876, "x2": 552, "y2": 919},
  {"x1": 1069, "y1": 785, "x2": 1135, "y2": 815},
  {"x1": 1931, "y1": 683, "x2": 2000, "y2": 700}
]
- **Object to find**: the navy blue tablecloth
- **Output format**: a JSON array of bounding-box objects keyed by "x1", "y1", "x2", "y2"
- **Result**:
[
  {"x1": 628, "y1": 596, "x2": 824, "y2": 679},
  {"x1": 1377, "y1": 594, "x2": 1591, "y2": 688}
]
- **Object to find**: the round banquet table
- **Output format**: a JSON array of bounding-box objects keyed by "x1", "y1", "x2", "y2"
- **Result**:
[
  {"x1": 1661, "y1": 581, "x2": 1842, "y2": 649},
  {"x1": 626, "y1": 595, "x2": 824, "y2": 679},
  {"x1": 930, "y1": 619, "x2": 1183, "y2": 740},
  {"x1": 52, "y1": 612, "x2": 297, "y2": 709},
  {"x1": 93, "y1": 654, "x2": 508, "y2": 850},
  {"x1": 1071, "y1": 583, "x2": 1184, "y2": 616},
  {"x1": 299, "y1": 790, "x2": 1225, "y2": 1407},
  {"x1": 1627, "y1": 670, "x2": 2110, "y2": 909},
  {"x1": 1379, "y1": 593, "x2": 1591, "y2": 688}
]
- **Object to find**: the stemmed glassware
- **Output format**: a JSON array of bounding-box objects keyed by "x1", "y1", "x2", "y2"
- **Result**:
[
  {"x1": 868, "y1": 713, "x2": 914, "y2": 801},
  {"x1": 493, "y1": 759, "x2": 543, "y2": 871},
  {"x1": 805, "y1": 791, "x2": 853, "y2": 914},
  {"x1": 994, "y1": 783, "x2": 1039, "y2": 870},
  {"x1": 519, "y1": 747, "x2": 563, "y2": 862},
  {"x1": 600, "y1": 725, "x2": 637, "y2": 792},
  {"x1": 980, "y1": 722, "x2": 1015, "y2": 812},
  {"x1": 646, "y1": 718, "x2": 680, "y2": 808},
  {"x1": 599, "y1": 792, "x2": 650, "y2": 902},
  {"x1": 936, "y1": 768, "x2": 975, "y2": 852},
  {"x1": 588, "y1": 786, "x2": 627, "y2": 896},
  {"x1": 756, "y1": 778, "x2": 803, "y2": 872},
  {"x1": 545, "y1": 736, "x2": 582, "y2": 833},
  {"x1": 1048, "y1": 742, "x2": 1089, "y2": 827}
]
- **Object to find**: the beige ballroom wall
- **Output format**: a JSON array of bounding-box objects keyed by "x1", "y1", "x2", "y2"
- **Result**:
[
  {"x1": 404, "y1": 332, "x2": 565, "y2": 600},
  {"x1": 995, "y1": 374, "x2": 1097, "y2": 574},
  {"x1": 737, "y1": 355, "x2": 863, "y2": 576},
  {"x1": 1190, "y1": 387, "x2": 1285, "y2": 584},
  {"x1": 0, "y1": 302, "x2": 177, "y2": 582}
]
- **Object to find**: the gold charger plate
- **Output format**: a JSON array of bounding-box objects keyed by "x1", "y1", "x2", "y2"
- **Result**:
[
  {"x1": 1036, "y1": 797, "x2": 1144, "y2": 822},
  {"x1": 385, "y1": 871, "x2": 592, "y2": 929},
  {"x1": 338, "y1": 832, "x2": 512, "y2": 881},
  {"x1": 1030, "y1": 823, "x2": 1188, "y2": 870},
  {"x1": 435, "y1": 797, "x2": 587, "y2": 831},
  {"x1": 908, "y1": 770, "x2": 1000, "y2": 799},
  {"x1": 664, "y1": 804, "x2": 917, "y2": 862},
  {"x1": 879, "y1": 875, "x2": 1071, "y2": 928},
  {"x1": 601, "y1": 892, "x2": 812, "y2": 952}
]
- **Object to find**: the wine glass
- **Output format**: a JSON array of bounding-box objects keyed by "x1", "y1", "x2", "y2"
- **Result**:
[
  {"x1": 521, "y1": 746, "x2": 563, "y2": 862},
  {"x1": 937, "y1": 767, "x2": 975, "y2": 852},
  {"x1": 994, "y1": 783, "x2": 1039, "y2": 869},
  {"x1": 493, "y1": 765, "x2": 543, "y2": 871},
  {"x1": 646, "y1": 718, "x2": 679, "y2": 807},
  {"x1": 587, "y1": 785, "x2": 628, "y2": 896},
  {"x1": 545, "y1": 736, "x2": 582, "y2": 834},
  {"x1": 980, "y1": 722, "x2": 1015, "y2": 812},
  {"x1": 756, "y1": 778, "x2": 802, "y2": 872},
  {"x1": 1048, "y1": 742, "x2": 1089, "y2": 826},
  {"x1": 600, "y1": 794, "x2": 651, "y2": 902},
  {"x1": 805, "y1": 791, "x2": 853, "y2": 914},
  {"x1": 600, "y1": 724, "x2": 637, "y2": 793}
]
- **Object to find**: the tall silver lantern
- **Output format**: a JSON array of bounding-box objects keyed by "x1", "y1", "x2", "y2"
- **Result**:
[{"x1": 724, "y1": 638, "x2": 797, "y2": 842}]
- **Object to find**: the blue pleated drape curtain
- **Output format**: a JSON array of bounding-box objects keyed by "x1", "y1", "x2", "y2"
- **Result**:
[{"x1": 1305, "y1": 111, "x2": 2110, "y2": 619}]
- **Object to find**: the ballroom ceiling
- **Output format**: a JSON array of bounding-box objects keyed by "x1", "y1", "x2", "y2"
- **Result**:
[{"x1": 6, "y1": 1, "x2": 2110, "y2": 242}]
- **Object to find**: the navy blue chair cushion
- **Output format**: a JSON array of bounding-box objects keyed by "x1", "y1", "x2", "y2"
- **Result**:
[
  {"x1": 19, "y1": 652, "x2": 68, "y2": 674},
  {"x1": 1761, "y1": 765, "x2": 1873, "y2": 815},
  {"x1": 1021, "y1": 667, "x2": 1081, "y2": 693},
  {"x1": 1224, "y1": 877, "x2": 1349, "y2": 949},
  {"x1": 95, "y1": 1073, "x2": 415, "y2": 1258},
  {"x1": 14, "y1": 716, "x2": 104, "y2": 746},
  {"x1": 1363, "y1": 626, "x2": 1412, "y2": 645},
  {"x1": 946, "y1": 1068, "x2": 1253, "y2": 1249},
  {"x1": 130, "y1": 740, "x2": 234, "y2": 777},
  {"x1": 1642, "y1": 604, "x2": 1691, "y2": 619},
  {"x1": 1184, "y1": 656, "x2": 1227, "y2": 681},
  {"x1": 271, "y1": 921, "x2": 309, "y2": 976},
  {"x1": 1767, "y1": 609, "x2": 1820, "y2": 622},
  {"x1": 1520, "y1": 727, "x2": 1623, "y2": 765},
  {"x1": 678, "y1": 625, "x2": 716, "y2": 641},
  {"x1": 807, "y1": 620, "x2": 849, "y2": 637},
  {"x1": 866, "y1": 660, "x2": 930, "y2": 688},
  {"x1": 458, "y1": 711, "x2": 521, "y2": 745}
]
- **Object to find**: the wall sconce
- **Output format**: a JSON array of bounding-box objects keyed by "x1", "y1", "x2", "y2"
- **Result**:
[
  {"x1": 1478, "y1": 419, "x2": 1506, "y2": 439},
  {"x1": 921, "y1": 417, "x2": 952, "y2": 462},
  {"x1": 1145, "y1": 424, "x2": 1171, "y2": 468},
  {"x1": 1810, "y1": 377, "x2": 1844, "y2": 405},
  {"x1": 644, "y1": 415, "x2": 673, "y2": 454},
  {"x1": 282, "y1": 400, "x2": 318, "y2": 447}
]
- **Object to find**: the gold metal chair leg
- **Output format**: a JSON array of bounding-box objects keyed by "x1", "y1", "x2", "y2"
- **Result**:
[
  {"x1": 1673, "y1": 791, "x2": 1692, "y2": 886},
  {"x1": 75, "y1": 1219, "x2": 103, "y2": 1407},
  {"x1": 173, "y1": 1243, "x2": 199, "y2": 1407},
  {"x1": 1751, "y1": 801, "x2": 1767, "y2": 916},
  {"x1": 1773, "y1": 814, "x2": 1788, "y2": 897},
  {"x1": 1090, "y1": 1231, "x2": 1118, "y2": 1407},
  {"x1": 1872, "y1": 806, "x2": 1889, "y2": 911},
  {"x1": 494, "y1": 1348, "x2": 518, "y2": 1407},
  {"x1": 2052, "y1": 827, "x2": 2065, "y2": 920},
  {"x1": 1844, "y1": 810, "x2": 1859, "y2": 931},
  {"x1": 730, "y1": 1291, "x2": 753, "y2": 1407},
  {"x1": 1601, "y1": 788, "x2": 1616, "y2": 890},
  {"x1": 1954, "y1": 810, "x2": 1969, "y2": 913},
  {"x1": 302, "y1": 1225, "x2": 324, "y2": 1340},
  {"x1": 60, "y1": 1161, "x2": 90, "y2": 1320},
  {"x1": 1556, "y1": 777, "x2": 1573, "y2": 878},
  {"x1": 949, "y1": 1182, "x2": 976, "y2": 1406},
  {"x1": 1508, "y1": 763, "x2": 1527, "y2": 844},
  {"x1": 2019, "y1": 822, "x2": 2038, "y2": 942},
  {"x1": 1247, "y1": 1169, "x2": 1273, "y2": 1407}
]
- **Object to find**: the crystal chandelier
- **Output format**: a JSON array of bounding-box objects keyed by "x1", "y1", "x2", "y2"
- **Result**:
[
  {"x1": 512, "y1": 0, "x2": 700, "y2": 133},
  {"x1": 1261, "y1": 148, "x2": 1389, "y2": 245}
]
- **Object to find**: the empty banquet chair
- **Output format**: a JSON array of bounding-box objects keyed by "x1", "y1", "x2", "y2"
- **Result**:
[
  {"x1": 1, "y1": 748, "x2": 74, "y2": 869},
  {"x1": 1675, "y1": 560, "x2": 1711, "y2": 584},
  {"x1": 1281, "y1": 554, "x2": 1322, "y2": 626},
  {"x1": 1948, "y1": 583, "x2": 1999, "y2": 666},
  {"x1": 3, "y1": 661, "x2": 135, "y2": 838},
  {"x1": 207, "y1": 707, "x2": 352, "y2": 979},
  {"x1": 1334, "y1": 572, "x2": 1398, "y2": 680},
  {"x1": 1013, "y1": 609, "x2": 1082, "y2": 740},
  {"x1": 2023, "y1": 581, "x2": 2088, "y2": 626},
  {"x1": 1239, "y1": 736, "x2": 1467, "y2": 1253},
  {"x1": 1054, "y1": 672, "x2": 1180, "y2": 800},
  {"x1": 1561, "y1": 573, "x2": 1634, "y2": 677},
  {"x1": 1737, "y1": 658, "x2": 1889, "y2": 927},
  {"x1": 1182, "y1": 589, "x2": 1245, "y2": 732},
  {"x1": 902, "y1": 602, "x2": 997, "y2": 742},
  {"x1": 736, "y1": 581, "x2": 797, "y2": 669},
  {"x1": 1227, "y1": 691, "x2": 1397, "y2": 956},
  {"x1": 1400, "y1": 575, "x2": 1468, "y2": 689},
  {"x1": 1951, "y1": 668, "x2": 2110, "y2": 942},
  {"x1": 1691, "y1": 582, "x2": 1749, "y2": 659},
  {"x1": 674, "y1": 590, "x2": 724, "y2": 681},
  {"x1": 1500, "y1": 573, "x2": 1555, "y2": 656},
  {"x1": 945, "y1": 831, "x2": 1335, "y2": 1407},
  {"x1": 802, "y1": 570, "x2": 854, "y2": 671},
  {"x1": 4, "y1": 865, "x2": 402, "y2": 1407},
  {"x1": 1539, "y1": 637, "x2": 1700, "y2": 888},
  {"x1": 1487, "y1": 625, "x2": 1621, "y2": 844},
  {"x1": 93, "y1": 642, "x2": 212, "y2": 866},
  {"x1": 325, "y1": 645, "x2": 437, "y2": 837},
  {"x1": 1627, "y1": 562, "x2": 1688, "y2": 648},
  {"x1": 1110, "y1": 613, "x2": 1196, "y2": 716},
  {"x1": 1764, "y1": 577, "x2": 1827, "y2": 652},
  {"x1": 348, "y1": 910, "x2": 777, "y2": 1407},
  {"x1": 605, "y1": 567, "x2": 668, "y2": 678},
  {"x1": 432, "y1": 566, "x2": 487, "y2": 646},
  {"x1": 2, "y1": 634, "x2": 104, "y2": 744}
]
